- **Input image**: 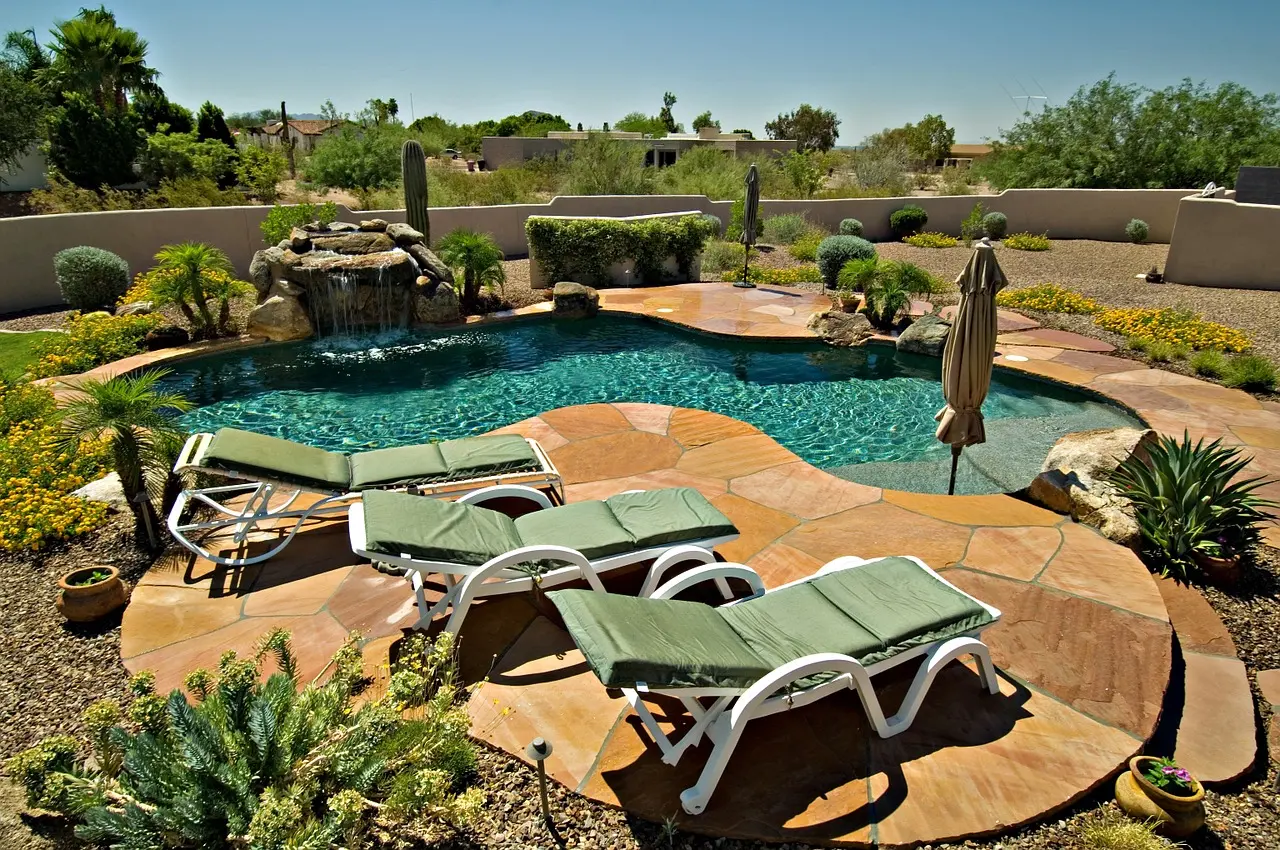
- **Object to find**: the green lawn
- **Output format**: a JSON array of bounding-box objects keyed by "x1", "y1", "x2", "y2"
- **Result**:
[{"x1": 0, "y1": 331, "x2": 56, "y2": 377}]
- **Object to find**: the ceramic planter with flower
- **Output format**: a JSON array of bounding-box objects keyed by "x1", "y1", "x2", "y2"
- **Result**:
[
  {"x1": 1193, "y1": 536, "x2": 1242, "y2": 586},
  {"x1": 56, "y1": 565, "x2": 128, "y2": 623},
  {"x1": 1114, "y1": 755, "x2": 1205, "y2": 837}
]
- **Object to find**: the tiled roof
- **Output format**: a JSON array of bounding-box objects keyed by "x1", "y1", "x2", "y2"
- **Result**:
[
  {"x1": 950, "y1": 144, "x2": 993, "y2": 157},
  {"x1": 261, "y1": 120, "x2": 346, "y2": 137}
]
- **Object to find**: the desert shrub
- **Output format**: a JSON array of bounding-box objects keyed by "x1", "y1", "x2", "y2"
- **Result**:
[
  {"x1": 1142, "y1": 340, "x2": 1185, "y2": 362},
  {"x1": 137, "y1": 130, "x2": 240, "y2": 188},
  {"x1": 31, "y1": 313, "x2": 161, "y2": 379},
  {"x1": 960, "y1": 202, "x2": 986, "y2": 247},
  {"x1": 526, "y1": 214, "x2": 718, "y2": 286},
  {"x1": 982, "y1": 211, "x2": 1008, "y2": 239},
  {"x1": 903, "y1": 231, "x2": 957, "y2": 248},
  {"x1": 1223, "y1": 355, "x2": 1278, "y2": 391},
  {"x1": 937, "y1": 165, "x2": 974, "y2": 196},
  {"x1": 54, "y1": 247, "x2": 131, "y2": 311},
  {"x1": 839, "y1": 218, "x2": 863, "y2": 236},
  {"x1": 837, "y1": 258, "x2": 878, "y2": 292},
  {"x1": 762, "y1": 213, "x2": 810, "y2": 245},
  {"x1": 306, "y1": 124, "x2": 404, "y2": 199},
  {"x1": 259, "y1": 201, "x2": 339, "y2": 246},
  {"x1": 701, "y1": 240, "x2": 745, "y2": 274},
  {"x1": 562, "y1": 133, "x2": 654, "y2": 195},
  {"x1": 1095, "y1": 307, "x2": 1251, "y2": 352},
  {"x1": 1189, "y1": 349, "x2": 1229, "y2": 378},
  {"x1": 722, "y1": 264, "x2": 822, "y2": 284},
  {"x1": 6, "y1": 629, "x2": 483, "y2": 846},
  {"x1": 849, "y1": 144, "x2": 912, "y2": 196},
  {"x1": 658, "y1": 146, "x2": 744, "y2": 199},
  {"x1": 151, "y1": 177, "x2": 245, "y2": 208},
  {"x1": 1126, "y1": 218, "x2": 1149, "y2": 243},
  {"x1": 889, "y1": 204, "x2": 929, "y2": 238},
  {"x1": 1004, "y1": 232, "x2": 1053, "y2": 251},
  {"x1": 726, "y1": 198, "x2": 764, "y2": 242},
  {"x1": 698, "y1": 213, "x2": 724, "y2": 238},
  {"x1": 996, "y1": 284, "x2": 1101, "y2": 314},
  {"x1": 788, "y1": 229, "x2": 826, "y2": 261},
  {"x1": 1113, "y1": 432, "x2": 1276, "y2": 580},
  {"x1": 816, "y1": 235, "x2": 877, "y2": 287},
  {"x1": 236, "y1": 145, "x2": 288, "y2": 203},
  {"x1": 136, "y1": 244, "x2": 255, "y2": 338},
  {"x1": 45, "y1": 92, "x2": 140, "y2": 189}
]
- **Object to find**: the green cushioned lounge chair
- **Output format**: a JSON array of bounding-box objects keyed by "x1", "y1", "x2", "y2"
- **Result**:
[
  {"x1": 348, "y1": 485, "x2": 740, "y2": 634},
  {"x1": 167, "y1": 428, "x2": 563, "y2": 566},
  {"x1": 548, "y1": 555, "x2": 1003, "y2": 816}
]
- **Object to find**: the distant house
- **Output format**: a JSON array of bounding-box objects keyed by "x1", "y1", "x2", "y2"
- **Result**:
[
  {"x1": 246, "y1": 119, "x2": 349, "y2": 154},
  {"x1": 482, "y1": 126, "x2": 796, "y2": 170},
  {"x1": 936, "y1": 144, "x2": 994, "y2": 170}
]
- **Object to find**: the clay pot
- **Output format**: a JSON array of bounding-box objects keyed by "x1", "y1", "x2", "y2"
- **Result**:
[
  {"x1": 56, "y1": 566, "x2": 128, "y2": 623},
  {"x1": 1114, "y1": 756, "x2": 1205, "y2": 837},
  {"x1": 1194, "y1": 552, "x2": 1241, "y2": 588},
  {"x1": 835, "y1": 292, "x2": 861, "y2": 314}
]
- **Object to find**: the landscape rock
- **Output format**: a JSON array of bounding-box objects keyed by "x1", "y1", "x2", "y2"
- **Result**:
[
  {"x1": 309, "y1": 231, "x2": 395, "y2": 255},
  {"x1": 246, "y1": 295, "x2": 313, "y2": 341},
  {"x1": 268, "y1": 280, "x2": 305, "y2": 299},
  {"x1": 1029, "y1": 427, "x2": 1157, "y2": 549},
  {"x1": 116, "y1": 301, "x2": 153, "y2": 316},
  {"x1": 308, "y1": 221, "x2": 357, "y2": 233},
  {"x1": 288, "y1": 228, "x2": 312, "y2": 252},
  {"x1": 552, "y1": 281, "x2": 599, "y2": 319},
  {"x1": 249, "y1": 247, "x2": 285, "y2": 297},
  {"x1": 276, "y1": 239, "x2": 292, "y2": 251},
  {"x1": 807, "y1": 310, "x2": 874, "y2": 347},
  {"x1": 416, "y1": 280, "x2": 461, "y2": 324},
  {"x1": 896, "y1": 314, "x2": 951, "y2": 357},
  {"x1": 406, "y1": 244, "x2": 455, "y2": 284},
  {"x1": 358, "y1": 219, "x2": 389, "y2": 232},
  {"x1": 82, "y1": 311, "x2": 111, "y2": 320},
  {"x1": 386, "y1": 222, "x2": 424, "y2": 246},
  {"x1": 73, "y1": 472, "x2": 128, "y2": 513},
  {"x1": 144, "y1": 325, "x2": 189, "y2": 350}
]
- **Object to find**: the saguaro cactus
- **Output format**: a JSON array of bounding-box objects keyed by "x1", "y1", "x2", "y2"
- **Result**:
[{"x1": 402, "y1": 140, "x2": 430, "y2": 244}]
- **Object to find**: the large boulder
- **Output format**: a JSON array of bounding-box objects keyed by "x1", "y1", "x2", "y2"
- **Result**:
[
  {"x1": 249, "y1": 246, "x2": 286, "y2": 297},
  {"x1": 896, "y1": 314, "x2": 951, "y2": 357},
  {"x1": 288, "y1": 228, "x2": 312, "y2": 252},
  {"x1": 73, "y1": 472, "x2": 128, "y2": 514},
  {"x1": 116, "y1": 301, "x2": 153, "y2": 316},
  {"x1": 406, "y1": 244, "x2": 455, "y2": 285},
  {"x1": 145, "y1": 325, "x2": 190, "y2": 350},
  {"x1": 552, "y1": 281, "x2": 599, "y2": 319},
  {"x1": 416, "y1": 277, "x2": 461, "y2": 323},
  {"x1": 309, "y1": 231, "x2": 395, "y2": 255},
  {"x1": 807, "y1": 310, "x2": 874, "y2": 347},
  {"x1": 1028, "y1": 427, "x2": 1158, "y2": 549},
  {"x1": 386, "y1": 222, "x2": 425, "y2": 246},
  {"x1": 247, "y1": 295, "x2": 313, "y2": 341},
  {"x1": 358, "y1": 219, "x2": 389, "y2": 232},
  {"x1": 282, "y1": 249, "x2": 418, "y2": 290}
]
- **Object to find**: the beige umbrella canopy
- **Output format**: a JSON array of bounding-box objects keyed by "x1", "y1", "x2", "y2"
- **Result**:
[{"x1": 936, "y1": 237, "x2": 1008, "y2": 495}]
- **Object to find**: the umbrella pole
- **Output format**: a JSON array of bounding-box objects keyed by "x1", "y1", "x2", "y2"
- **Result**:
[
  {"x1": 734, "y1": 245, "x2": 755, "y2": 289},
  {"x1": 947, "y1": 445, "x2": 962, "y2": 496}
]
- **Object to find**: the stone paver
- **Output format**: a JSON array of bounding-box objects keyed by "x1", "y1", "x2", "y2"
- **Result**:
[{"x1": 997, "y1": 328, "x2": 1116, "y2": 352}]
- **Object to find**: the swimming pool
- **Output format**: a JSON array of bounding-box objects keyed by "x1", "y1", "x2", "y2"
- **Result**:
[{"x1": 163, "y1": 316, "x2": 1141, "y2": 494}]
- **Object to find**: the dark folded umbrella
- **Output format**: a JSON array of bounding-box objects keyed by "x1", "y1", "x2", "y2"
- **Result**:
[{"x1": 734, "y1": 163, "x2": 760, "y2": 289}]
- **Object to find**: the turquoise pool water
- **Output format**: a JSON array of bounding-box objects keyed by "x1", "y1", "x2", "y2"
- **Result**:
[{"x1": 163, "y1": 316, "x2": 1140, "y2": 494}]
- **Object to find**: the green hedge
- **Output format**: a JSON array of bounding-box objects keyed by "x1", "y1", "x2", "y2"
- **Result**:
[{"x1": 526, "y1": 214, "x2": 719, "y2": 286}]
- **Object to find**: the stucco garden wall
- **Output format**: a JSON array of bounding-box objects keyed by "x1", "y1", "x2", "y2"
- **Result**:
[
  {"x1": 0, "y1": 188, "x2": 1200, "y2": 313},
  {"x1": 1164, "y1": 196, "x2": 1280, "y2": 291}
]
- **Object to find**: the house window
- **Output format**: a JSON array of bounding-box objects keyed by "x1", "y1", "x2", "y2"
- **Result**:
[{"x1": 658, "y1": 150, "x2": 677, "y2": 168}]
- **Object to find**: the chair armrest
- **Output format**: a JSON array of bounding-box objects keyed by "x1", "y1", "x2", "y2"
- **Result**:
[
  {"x1": 651, "y1": 563, "x2": 765, "y2": 601},
  {"x1": 173, "y1": 432, "x2": 214, "y2": 473},
  {"x1": 456, "y1": 484, "x2": 554, "y2": 511},
  {"x1": 639, "y1": 545, "x2": 718, "y2": 597}
]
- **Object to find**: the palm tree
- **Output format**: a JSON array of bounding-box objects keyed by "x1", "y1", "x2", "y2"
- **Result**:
[
  {"x1": 435, "y1": 229, "x2": 506, "y2": 310},
  {"x1": 152, "y1": 243, "x2": 237, "y2": 338},
  {"x1": 58, "y1": 369, "x2": 192, "y2": 548},
  {"x1": 44, "y1": 7, "x2": 157, "y2": 110},
  {"x1": 2, "y1": 29, "x2": 51, "y2": 84}
]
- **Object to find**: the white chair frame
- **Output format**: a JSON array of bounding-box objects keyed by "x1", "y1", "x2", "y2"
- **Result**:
[
  {"x1": 166, "y1": 432, "x2": 564, "y2": 567},
  {"x1": 615, "y1": 555, "x2": 1002, "y2": 815},
  {"x1": 348, "y1": 484, "x2": 739, "y2": 634}
]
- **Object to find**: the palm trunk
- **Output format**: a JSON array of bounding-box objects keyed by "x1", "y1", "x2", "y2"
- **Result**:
[
  {"x1": 114, "y1": 432, "x2": 159, "y2": 550},
  {"x1": 464, "y1": 269, "x2": 478, "y2": 311},
  {"x1": 189, "y1": 279, "x2": 215, "y2": 339},
  {"x1": 175, "y1": 300, "x2": 198, "y2": 329},
  {"x1": 217, "y1": 298, "x2": 231, "y2": 336}
]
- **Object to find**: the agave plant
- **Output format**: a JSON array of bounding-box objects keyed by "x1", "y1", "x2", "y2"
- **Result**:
[
  {"x1": 435, "y1": 229, "x2": 506, "y2": 310},
  {"x1": 1111, "y1": 432, "x2": 1277, "y2": 580}
]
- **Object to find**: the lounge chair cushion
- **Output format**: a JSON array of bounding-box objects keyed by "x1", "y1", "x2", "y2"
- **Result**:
[
  {"x1": 349, "y1": 444, "x2": 449, "y2": 489},
  {"x1": 360, "y1": 490, "x2": 522, "y2": 565},
  {"x1": 551, "y1": 591, "x2": 772, "y2": 689},
  {"x1": 438, "y1": 435, "x2": 539, "y2": 478},
  {"x1": 204, "y1": 428, "x2": 351, "y2": 490},
  {"x1": 513, "y1": 500, "x2": 636, "y2": 560},
  {"x1": 605, "y1": 488, "x2": 737, "y2": 548}
]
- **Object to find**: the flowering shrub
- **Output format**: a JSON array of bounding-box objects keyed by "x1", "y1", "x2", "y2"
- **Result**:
[
  {"x1": 1003, "y1": 232, "x2": 1052, "y2": 251},
  {"x1": 1095, "y1": 307, "x2": 1251, "y2": 352},
  {"x1": 903, "y1": 231, "x2": 958, "y2": 248},
  {"x1": 996, "y1": 284, "x2": 1101, "y2": 314},
  {"x1": 30, "y1": 312, "x2": 160, "y2": 379},
  {"x1": 722, "y1": 264, "x2": 822, "y2": 284},
  {"x1": 788, "y1": 229, "x2": 826, "y2": 261}
]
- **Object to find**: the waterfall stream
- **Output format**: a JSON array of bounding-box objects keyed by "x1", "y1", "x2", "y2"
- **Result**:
[{"x1": 307, "y1": 249, "x2": 421, "y2": 338}]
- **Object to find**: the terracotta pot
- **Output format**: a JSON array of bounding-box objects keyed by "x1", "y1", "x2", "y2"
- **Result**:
[
  {"x1": 1194, "y1": 552, "x2": 1241, "y2": 587},
  {"x1": 56, "y1": 565, "x2": 128, "y2": 623},
  {"x1": 836, "y1": 292, "x2": 861, "y2": 314},
  {"x1": 1114, "y1": 756, "x2": 1205, "y2": 837}
]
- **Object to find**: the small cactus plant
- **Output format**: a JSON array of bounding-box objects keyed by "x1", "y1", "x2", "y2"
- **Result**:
[{"x1": 402, "y1": 140, "x2": 429, "y2": 244}]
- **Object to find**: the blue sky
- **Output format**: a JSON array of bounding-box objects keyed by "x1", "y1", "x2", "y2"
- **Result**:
[{"x1": 5, "y1": 0, "x2": 1279, "y2": 143}]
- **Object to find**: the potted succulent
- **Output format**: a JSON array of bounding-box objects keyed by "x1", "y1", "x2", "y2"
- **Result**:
[
  {"x1": 1114, "y1": 756, "x2": 1205, "y2": 837},
  {"x1": 56, "y1": 565, "x2": 128, "y2": 623}
]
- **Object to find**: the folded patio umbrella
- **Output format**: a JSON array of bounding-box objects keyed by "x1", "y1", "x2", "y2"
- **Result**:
[
  {"x1": 936, "y1": 237, "x2": 1007, "y2": 495},
  {"x1": 734, "y1": 163, "x2": 760, "y2": 289}
]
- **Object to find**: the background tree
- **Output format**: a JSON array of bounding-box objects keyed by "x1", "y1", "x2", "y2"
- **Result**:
[
  {"x1": 305, "y1": 124, "x2": 402, "y2": 205},
  {"x1": 576, "y1": 121, "x2": 583, "y2": 132},
  {"x1": 659, "y1": 91, "x2": 680, "y2": 134},
  {"x1": 908, "y1": 114, "x2": 954, "y2": 162},
  {"x1": 195, "y1": 101, "x2": 235, "y2": 148},
  {"x1": 2, "y1": 28, "x2": 51, "y2": 84},
  {"x1": 44, "y1": 7, "x2": 157, "y2": 109},
  {"x1": 46, "y1": 91, "x2": 138, "y2": 187},
  {"x1": 132, "y1": 90, "x2": 192, "y2": 134},
  {"x1": 0, "y1": 63, "x2": 44, "y2": 180},
  {"x1": 563, "y1": 133, "x2": 653, "y2": 195},
  {"x1": 731, "y1": 128, "x2": 754, "y2": 140},
  {"x1": 614, "y1": 110, "x2": 667, "y2": 138},
  {"x1": 765, "y1": 104, "x2": 840, "y2": 152},
  {"x1": 692, "y1": 110, "x2": 720, "y2": 131},
  {"x1": 224, "y1": 107, "x2": 275, "y2": 131},
  {"x1": 368, "y1": 97, "x2": 399, "y2": 125}
]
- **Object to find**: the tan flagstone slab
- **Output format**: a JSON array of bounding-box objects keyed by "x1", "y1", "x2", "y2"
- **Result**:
[
  {"x1": 1140, "y1": 409, "x2": 1234, "y2": 443},
  {"x1": 1258, "y1": 669, "x2": 1280, "y2": 706},
  {"x1": 668, "y1": 408, "x2": 760, "y2": 448},
  {"x1": 997, "y1": 357, "x2": 1101, "y2": 386},
  {"x1": 947, "y1": 570, "x2": 1170, "y2": 739},
  {"x1": 489, "y1": 416, "x2": 569, "y2": 452},
  {"x1": 883, "y1": 491, "x2": 1061, "y2": 527},
  {"x1": 563, "y1": 468, "x2": 729, "y2": 503},
  {"x1": 692, "y1": 317, "x2": 758, "y2": 336},
  {"x1": 782, "y1": 502, "x2": 972, "y2": 568},
  {"x1": 1231, "y1": 425, "x2": 1280, "y2": 449},
  {"x1": 1093, "y1": 369, "x2": 1207, "y2": 387},
  {"x1": 550, "y1": 431, "x2": 683, "y2": 484},
  {"x1": 1159, "y1": 383, "x2": 1262, "y2": 410},
  {"x1": 1038, "y1": 523, "x2": 1167, "y2": 622},
  {"x1": 1174, "y1": 652, "x2": 1256, "y2": 784},
  {"x1": 677, "y1": 433, "x2": 799, "y2": 480},
  {"x1": 1054, "y1": 350, "x2": 1142, "y2": 374},
  {"x1": 730, "y1": 462, "x2": 881, "y2": 519},
  {"x1": 748, "y1": 303, "x2": 795, "y2": 317},
  {"x1": 746, "y1": 543, "x2": 827, "y2": 588},
  {"x1": 1090, "y1": 383, "x2": 1191, "y2": 414},
  {"x1": 120, "y1": 583, "x2": 245, "y2": 659},
  {"x1": 962, "y1": 526, "x2": 1062, "y2": 582},
  {"x1": 327, "y1": 565, "x2": 419, "y2": 639},
  {"x1": 540, "y1": 403, "x2": 632, "y2": 441},
  {"x1": 1155, "y1": 576, "x2": 1236, "y2": 656},
  {"x1": 741, "y1": 323, "x2": 818, "y2": 338},
  {"x1": 997, "y1": 328, "x2": 1113, "y2": 351},
  {"x1": 943, "y1": 305, "x2": 1040, "y2": 332},
  {"x1": 612, "y1": 402, "x2": 673, "y2": 435},
  {"x1": 995, "y1": 346, "x2": 1063, "y2": 361},
  {"x1": 709, "y1": 493, "x2": 801, "y2": 563}
]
